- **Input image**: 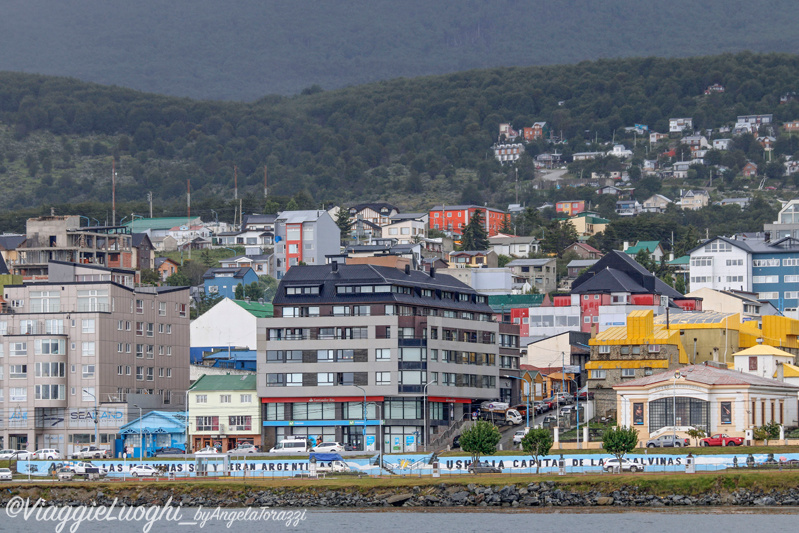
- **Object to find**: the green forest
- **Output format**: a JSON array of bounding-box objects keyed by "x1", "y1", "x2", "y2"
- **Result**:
[
  {"x1": 0, "y1": 53, "x2": 797, "y2": 243},
  {"x1": 2, "y1": 0, "x2": 798, "y2": 100}
]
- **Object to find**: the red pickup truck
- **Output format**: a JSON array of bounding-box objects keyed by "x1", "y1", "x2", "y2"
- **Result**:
[{"x1": 700, "y1": 434, "x2": 744, "y2": 446}]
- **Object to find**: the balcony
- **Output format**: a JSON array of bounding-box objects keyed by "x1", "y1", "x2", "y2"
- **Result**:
[{"x1": 6, "y1": 322, "x2": 67, "y2": 335}]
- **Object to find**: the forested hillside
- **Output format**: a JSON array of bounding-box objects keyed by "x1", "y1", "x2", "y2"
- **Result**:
[
  {"x1": 0, "y1": 53, "x2": 798, "y2": 234},
  {"x1": 1, "y1": 1, "x2": 798, "y2": 100}
]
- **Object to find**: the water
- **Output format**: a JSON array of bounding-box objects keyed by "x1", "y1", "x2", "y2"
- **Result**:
[{"x1": 2, "y1": 507, "x2": 798, "y2": 533}]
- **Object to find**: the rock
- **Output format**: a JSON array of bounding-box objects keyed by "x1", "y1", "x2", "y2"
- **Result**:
[
  {"x1": 386, "y1": 493, "x2": 414, "y2": 506},
  {"x1": 450, "y1": 491, "x2": 470, "y2": 505},
  {"x1": 595, "y1": 496, "x2": 614, "y2": 506}
]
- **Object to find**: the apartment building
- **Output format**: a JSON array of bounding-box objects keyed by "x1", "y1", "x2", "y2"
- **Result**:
[
  {"x1": 257, "y1": 263, "x2": 520, "y2": 452},
  {"x1": 0, "y1": 262, "x2": 190, "y2": 454},
  {"x1": 188, "y1": 374, "x2": 260, "y2": 452},
  {"x1": 273, "y1": 210, "x2": 340, "y2": 280},
  {"x1": 428, "y1": 205, "x2": 510, "y2": 238}
]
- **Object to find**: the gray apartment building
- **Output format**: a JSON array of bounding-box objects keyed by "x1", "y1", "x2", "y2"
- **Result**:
[
  {"x1": 272, "y1": 210, "x2": 340, "y2": 280},
  {"x1": 257, "y1": 263, "x2": 520, "y2": 453},
  {"x1": 0, "y1": 262, "x2": 190, "y2": 454}
]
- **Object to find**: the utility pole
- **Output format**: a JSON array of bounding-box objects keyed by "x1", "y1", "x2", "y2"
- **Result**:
[
  {"x1": 112, "y1": 159, "x2": 116, "y2": 225},
  {"x1": 234, "y1": 165, "x2": 238, "y2": 200},
  {"x1": 264, "y1": 165, "x2": 268, "y2": 198},
  {"x1": 147, "y1": 191, "x2": 153, "y2": 218}
]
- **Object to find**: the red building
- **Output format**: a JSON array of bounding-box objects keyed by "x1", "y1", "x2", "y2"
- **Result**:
[
  {"x1": 428, "y1": 205, "x2": 510, "y2": 237},
  {"x1": 555, "y1": 201, "x2": 586, "y2": 217}
]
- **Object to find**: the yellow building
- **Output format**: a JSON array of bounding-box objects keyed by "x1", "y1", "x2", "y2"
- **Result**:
[
  {"x1": 188, "y1": 374, "x2": 261, "y2": 452},
  {"x1": 567, "y1": 213, "x2": 609, "y2": 237}
]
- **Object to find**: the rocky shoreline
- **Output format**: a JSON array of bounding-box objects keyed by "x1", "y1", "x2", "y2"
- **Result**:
[{"x1": 4, "y1": 480, "x2": 799, "y2": 508}]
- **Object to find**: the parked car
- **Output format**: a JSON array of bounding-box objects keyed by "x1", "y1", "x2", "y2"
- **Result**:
[
  {"x1": 227, "y1": 443, "x2": 258, "y2": 454},
  {"x1": 541, "y1": 415, "x2": 558, "y2": 428},
  {"x1": 533, "y1": 401, "x2": 548, "y2": 414},
  {"x1": 71, "y1": 446, "x2": 110, "y2": 459},
  {"x1": 11, "y1": 450, "x2": 35, "y2": 461},
  {"x1": 452, "y1": 435, "x2": 461, "y2": 449},
  {"x1": 603, "y1": 458, "x2": 645, "y2": 473},
  {"x1": 647, "y1": 435, "x2": 690, "y2": 448},
  {"x1": 0, "y1": 449, "x2": 18, "y2": 460},
  {"x1": 129, "y1": 464, "x2": 161, "y2": 477},
  {"x1": 311, "y1": 442, "x2": 345, "y2": 453},
  {"x1": 468, "y1": 460, "x2": 502, "y2": 474},
  {"x1": 555, "y1": 393, "x2": 574, "y2": 404},
  {"x1": 512, "y1": 404, "x2": 530, "y2": 417},
  {"x1": 0, "y1": 468, "x2": 12, "y2": 481},
  {"x1": 542, "y1": 396, "x2": 558, "y2": 409},
  {"x1": 700, "y1": 434, "x2": 744, "y2": 447},
  {"x1": 576, "y1": 390, "x2": 594, "y2": 400},
  {"x1": 152, "y1": 447, "x2": 186, "y2": 456},
  {"x1": 194, "y1": 446, "x2": 223, "y2": 455},
  {"x1": 34, "y1": 449, "x2": 61, "y2": 460},
  {"x1": 513, "y1": 427, "x2": 530, "y2": 445}
]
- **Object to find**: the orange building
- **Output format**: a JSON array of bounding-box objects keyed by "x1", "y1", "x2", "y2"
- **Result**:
[{"x1": 428, "y1": 205, "x2": 509, "y2": 237}]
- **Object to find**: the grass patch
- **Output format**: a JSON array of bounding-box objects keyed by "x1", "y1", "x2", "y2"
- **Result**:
[{"x1": 439, "y1": 445, "x2": 799, "y2": 457}]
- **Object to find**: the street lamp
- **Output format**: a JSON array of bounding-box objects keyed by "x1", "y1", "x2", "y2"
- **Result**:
[
  {"x1": 83, "y1": 389, "x2": 98, "y2": 445},
  {"x1": 502, "y1": 375, "x2": 529, "y2": 428},
  {"x1": 133, "y1": 404, "x2": 143, "y2": 462},
  {"x1": 673, "y1": 370, "x2": 682, "y2": 444},
  {"x1": 367, "y1": 402, "x2": 383, "y2": 475},
  {"x1": 566, "y1": 378, "x2": 581, "y2": 448},
  {"x1": 351, "y1": 384, "x2": 367, "y2": 451},
  {"x1": 423, "y1": 378, "x2": 437, "y2": 451}
]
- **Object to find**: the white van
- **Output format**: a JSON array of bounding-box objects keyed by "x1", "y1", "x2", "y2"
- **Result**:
[{"x1": 268, "y1": 436, "x2": 310, "y2": 454}]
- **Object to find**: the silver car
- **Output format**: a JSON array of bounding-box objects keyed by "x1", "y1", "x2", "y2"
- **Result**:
[
  {"x1": 0, "y1": 468, "x2": 12, "y2": 480},
  {"x1": 603, "y1": 458, "x2": 645, "y2": 473}
]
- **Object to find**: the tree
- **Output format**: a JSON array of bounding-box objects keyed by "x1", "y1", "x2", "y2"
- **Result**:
[
  {"x1": 258, "y1": 275, "x2": 279, "y2": 302},
  {"x1": 497, "y1": 254, "x2": 512, "y2": 268},
  {"x1": 499, "y1": 215, "x2": 514, "y2": 235},
  {"x1": 754, "y1": 421, "x2": 781, "y2": 443},
  {"x1": 334, "y1": 207, "x2": 353, "y2": 239},
  {"x1": 460, "y1": 210, "x2": 489, "y2": 251},
  {"x1": 164, "y1": 271, "x2": 192, "y2": 287},
  {"x1": 459, "y1": 420, "x2": 502, "y2": 465},
  {"x1": 191, "y1": 293, "x2": 223, "y2": 319},
  {"x1": 686, "y1": 427, "x2": 706, "y2": 447},
  {"x1": 234, "y1": 282, "x2": 245, "y2": 300},
  {"x1": 139, "y1": 268, "x2": 160, "y2": 285},
  {"x1": 244, "y1": 281, "x2": 264, "y2": 301},
  {"x1": 602, "y1": 426, "x2": 639, "y2": 465},
  {"x1": 541, "y1": 220, "x2": 578, "y2": 258},
  {"x1": 520, "y1": 428, "x2": 554, "y2": 474},
  {"x1": 634, "y1": 249, "x2": 656, "y2": 272}
]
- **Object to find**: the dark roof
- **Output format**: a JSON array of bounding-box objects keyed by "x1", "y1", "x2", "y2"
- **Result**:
[
  {"x1": 349, "y1": 203, "x2": 399, "y2": 214},
  {"x1": 243, "y1": 213, "x2": 278, "y2": 226},
  {"x1": 0, "y1": 255, "x2": 8, "y2": 275},
  {"x1": 570, "y1": 250, "x2": 682, "y2": 298},
  {"x1": 131, "y1": 233, "x2": 153, "y2": 248},
  {"x1": 0, "y1": 234, "x2": 25, "y2": 251},
  {"x1": 202, "y1": 267, "x2": 255, "y2": 280},
  {"x1": 273, "y1": 264, "x2": 492, "y2": 313},
  {"x1": 689, "y1": 235, "x2": 799, "y2": 256}
]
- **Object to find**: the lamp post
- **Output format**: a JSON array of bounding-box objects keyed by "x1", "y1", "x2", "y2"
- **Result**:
[
  {"x1": 673, "y1": 370, "x2": 681, "y2": 444},
  {"x1": 83, "y1": 389, "x2": 98, "y2": 446},
  {"x1": 501, "y1": 375, "x2": 529, "y2": 428},
  {"x1": 566, "y1": 378, "x2": 581, "y2": 448},
  {"x1": 133, "y1": 404, "x2": 143, "y2": 462},
  {"x1": 367, "y1": 402, "x2": 383, "y2": 475},
  {"x1": 352, "y1": 384, "x2": 367, "y2": 451},
  {"x1": 423, "y1": 379, "x2": 437, "y2": 451}
]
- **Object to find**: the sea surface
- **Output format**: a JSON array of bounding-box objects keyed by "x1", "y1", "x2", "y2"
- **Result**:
[{"x1": 2, "y1": 507, "x2": 799, "y2": 533}]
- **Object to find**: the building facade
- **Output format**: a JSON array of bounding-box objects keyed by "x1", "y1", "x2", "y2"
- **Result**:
[
  {"x1": 188, "y1": 374, "x2": 260, "y2": 452},
  {"x1": 0, "y1": 262, "x2": 190, "y2": 453},
  {"x1": 256, "y1": 264, "x2": 519, "y2": 452},
  {"x1": 273, "y1": 210, "x2": 340, "y2": 280},
  {"x1": 428, "y1": 205, "x2": 510, "y2": 238}
]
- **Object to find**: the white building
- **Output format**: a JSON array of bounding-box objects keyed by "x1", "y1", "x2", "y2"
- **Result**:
[{"x1": 669, "y1": 118, "x2": 693, "y2": 133}]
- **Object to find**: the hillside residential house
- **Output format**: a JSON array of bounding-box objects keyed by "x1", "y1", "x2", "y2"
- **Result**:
[
  {"x1": 132, "y1": 234, "x2": 155, "y2": 271},
  {"x1": 487, "y1": 234, "x2": 541, "y2": 257},
  {"x1": 498, "y1": 123, "x2": 519, "y2": 141},
  {"x1": 743, "y1": 162, "x2": 758, "y2": 177},
  {"x1": 203, "y1": 267, "x2": 259, "y2": 299},
  {"x1": 382, "y1": 214, "x2": 427, "y2": 244},
  {"x1": 505, "y1": 258, "x2": 557, "y2": 295},
  {"x1": 190, "y1": 297, "x2": 273, "y2": 364},
  {"x1": 650, "y1": 132, "x2": 668, "y2": 143},
  {"x1": 348, "y1": 203, "x2": 400, "y2": 227},
  {"x1": 679, "y1": 190, "x2": 710, "y2": 210},
  {"x1": 642, "y1": 194, "x2": 672, "y2": 213},
  {"x1": 257, "y1": 263, "x2": 520, "y2": 451},
  {"x1": 523, "y1": 122, "x2": 547, "y2": 141},
  {"x1": 448, "y1": 250, "x2": 498, "y2": 269},
  {"x1": 567, "y1": 212, "x2": 609, "y2": 236},
  {"x1": 624, "y1": 241, "x2": 665, "y2": 263},
  {"x1": 567, "y1": 259, "x2": 599, "y2": 278},
  {"x1": 684, "y1": 287, "x2": 779, "y2": 322},
  {"x1": 563, "y1": 242, "x2": 602, "y2": 260},
  {"x1": 669, "y1": 118, "x2": 693, "y2": 133},
  {"x1": 154, "y1": 257, "x2": 179, "y2": 281},
  {"x1": 493, "y1": 143, "x2": 525, "y2": 164},
  {"x1": 0, "y1": 261, "x2": 190, "y2": 454},
  {"x1": 555, "y1": 201, "x2": 586, "y2": 217},
  {"x1": 713, "y1": 139, "x2": 732, "y2": 150}
]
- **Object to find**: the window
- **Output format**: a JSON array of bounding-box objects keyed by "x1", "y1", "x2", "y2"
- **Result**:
[
  {"x1": 752, "y1": 258, "x2": 780, "y2": 267},
  {"x1": 9, "y1": 342, "x2": 27, "y2": 357},
  {"x1": 726, "y1": 259, "x2": 743, "y2": 266},
  {"x1": 590, "y1": 370, "x2": 606, "y2": 379},
  {"x1": 598, "y1": 345, "x2": 610, "y2": 354},
  {"x1": 82, "y1": 319, "x2": 95, "y2": 333},
  {"x1": 35, "y1": 339, "x2": 65, "y2": 355},
  {"x1": 10, "y1": 364, "x2": 27, "y2": 379},
  {"x1": 166, "y1": 368, "x2": 172, "y2": 378},
  {"x1": 82, "y1": 387, "x2": 95, "y2": 401},
  {"x1": 35, "y1": 384, "x2": 64, "y2": 400},
  {"x1": 29, "y1": 290, "x2": 60, "y2": 313},
  {"x1": 648, "y1": 344, "x2": 661, "y2": 352},
  {"x1": 146, "y1": 367, "x2": 154, "y2": 381},
  {"x1": 621, "y1": 368, "x2": 636, "y2": 377},
  {"x1": 35, "y1": 362, "x2": 65, "y2": 377},
  {"x1": 136, "y1": 322, "x2": 144, "y2": 336},
  {"x1": 375, "y1": 348, "x2": 390, "y2": 360},
  {"x1": 78, "y1": 289, "x2": 108, "y2": 312},
  {"x1": 158, "y1": 368, "x2": 164, "y2": 378},
  {"x1": 136, "y1": 367, "x2": 143, "y2": 381},
  {"x1": 286, "y1": 373, "x2": 302, "y2": 386},
  {"x1": 136, "y1": 344, "x2": 144, "y2": 358},
  {"x1": 10, "y1": 387, "x2": 26, "y2": 402},
  {"x1": 82, "y1": 364, "x2": 95, "y2": 378},
  {"x1": 753, "y1": 276, "x2": 779, "y2": 284},
  {"x1": 704, "y1": 241, "x2": 732, "y2": 253},
  {"x1": 240, "y1": 394, "x2": 252, "y2": 403},
  {"x1": 220, "y1": 394, "x2": 231, "y2": 403},
  {"x1": 317, "y1": 373, "x2": 335, "y2": 386},
  {"x1": 690, "y1": 257, "x2": 713, "y2": 267},
  {"x1": 195, "y1": 394, "x2": 208, "y2": 404},
  {"x1": 228, "y1": 416, "x2": 252, "y2": 431},
  {"x1": 376, "y1": 371, "x2": 391, "y2": 385},
  {"x1": 146, "y1": 323, "x2": 154, "y2": 337},
  {"x1": 196, "y1": 416, "x2": 219, "y2": 431},
  {"x1": 759, "y1": 292, "x2": 780, "y2": 299},
  {"x1": 146, "y1": 345, "x2": 154, "y2": 359},
  {"x1": 749, "y1": 356, "x2": 758, "y2": 371},
  {"x1": 135, "y1": 299, "x2": 144, "y2": 313},
  {"x1": 158, "y1": 302, "x2": 166, "y2": 316}
]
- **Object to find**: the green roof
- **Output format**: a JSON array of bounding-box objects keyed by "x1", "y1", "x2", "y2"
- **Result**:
[
  {"x1": 668, "y1": 255, "x2": 690, "y2": 265},
  {"x1": 625, "y1": 241, "x2": 661, "y2": 254},
  {"x1": 124, "y1": 217, "x2": 203, "y2": 232},
  {"x1": 191, "y1": 374, "x2": 256, "y2": 391},
  {"x1": 233, "y1": 299, "x2": 273, "y2": 318},
  {"x1": 488, "y1": 294, "x2": 544, "y2": 311}
]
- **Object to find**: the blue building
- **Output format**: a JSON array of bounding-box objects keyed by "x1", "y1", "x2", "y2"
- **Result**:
[
  {"x1": 120, "y1": 411, "x2": 188, "y2": 457},
  {"x1": 202, "y1": 267, "x2": 259, "y2": 300}
]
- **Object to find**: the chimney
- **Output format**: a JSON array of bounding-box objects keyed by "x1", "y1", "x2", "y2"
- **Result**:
[
  {"x1": 332, "y1": 261, "x2": 338, "y2": 272},
  {"x1": 430, "y1": 267, "x2": 436, "y2": 278},
  {"x1": 405, "y1": 264, "x2": 411, "y2": 275}
]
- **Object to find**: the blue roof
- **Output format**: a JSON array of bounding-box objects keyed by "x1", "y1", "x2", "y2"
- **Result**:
[{"x1": 120, "y1": 410, "x2": 187, "y2": 434}]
